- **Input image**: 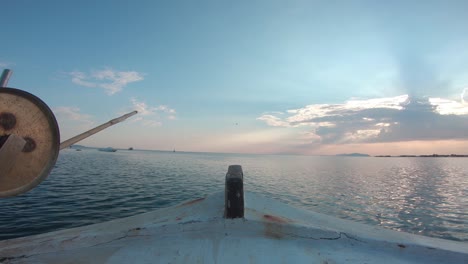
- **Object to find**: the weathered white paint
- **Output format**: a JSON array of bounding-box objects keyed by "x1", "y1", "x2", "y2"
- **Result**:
[{"x1": 0, "y1": 192, "x2": 466, "y2": 263}]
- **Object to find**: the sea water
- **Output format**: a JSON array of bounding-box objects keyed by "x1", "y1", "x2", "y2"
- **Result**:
[{"x1": 0, "y1": 149, "x2": 467, "y2": 242}]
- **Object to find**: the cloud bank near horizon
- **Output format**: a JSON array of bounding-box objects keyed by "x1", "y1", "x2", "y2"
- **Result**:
[{"x1": 258, "y1": 94, "x2": 468, "y2": 147}]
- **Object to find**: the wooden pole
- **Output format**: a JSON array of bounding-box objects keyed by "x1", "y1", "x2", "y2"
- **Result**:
[{"x1": 59, "y1": 111, "x2": 138, "y2": 150}]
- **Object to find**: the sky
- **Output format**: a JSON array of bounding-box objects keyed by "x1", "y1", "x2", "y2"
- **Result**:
[{"x1": 2, "y1": 0, "x2": 468, "y2": 155}]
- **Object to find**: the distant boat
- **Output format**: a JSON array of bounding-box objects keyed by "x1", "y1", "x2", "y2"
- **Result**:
[
  {"x1": 128, "y1": 147, "x2": 133, "y2": 150},
  {"x1": 98, "y1": 147, "x2": 117, "y2": 152},
  {"x1": 76, "y1": 149, "x2": 82, "y2": 151},
  {"x1": 173, "y1": 149, "x2": 176, "y2": 152}
]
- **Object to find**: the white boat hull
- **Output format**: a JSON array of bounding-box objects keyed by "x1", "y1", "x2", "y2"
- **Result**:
[{"x1": 0, "y1": 192, "x2": 466, "y2": 263}]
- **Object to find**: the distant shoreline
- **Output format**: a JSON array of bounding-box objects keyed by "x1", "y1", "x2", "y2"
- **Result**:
[
  {"x1": 375, "y1": 154, "x2": 468, "y2": 157},
  {"x1": 69, "y1": 145, "x2": 468, "y2": 157}
]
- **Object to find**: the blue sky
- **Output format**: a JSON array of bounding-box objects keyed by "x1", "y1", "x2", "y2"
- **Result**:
[{"x1": 2, "y1": 0, "x2": 468, "y2": 155}]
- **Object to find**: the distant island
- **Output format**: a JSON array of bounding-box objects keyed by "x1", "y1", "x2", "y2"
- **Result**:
[
  {"x1": 70, "y1": 144, "x2": 94, "y2": 149},
  {"x1": 375, "y1": 154, "x2": 468, "y2": 157},
  {"x1": 336, "y1": 153, "x2": 370, "y2": 157}
]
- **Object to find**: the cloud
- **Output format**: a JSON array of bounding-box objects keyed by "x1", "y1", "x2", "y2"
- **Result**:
[
  {"x1": 462, "y1": 88, "x2": 468, "y2": 104},
  {"x1": 284, "y1": 95, "x2": 409, "y2": 125},
  {"x1": 156, "y1": 105, "x2": 176, "y2": 114},
  {"x1": 70, "y1": 71, "x2": 96, "y2": 87},
  {"x1": 370, "y1": 99, "x2": 468, "y2": 142},
  {"x1": 131, "y1": 98, "x2": 154, "y2": 116},
  {"x1": 258, "y1": 94, "x2": 468, "y2": 145},
  {"x1": 429, "y1": 97, "x2": 468, "y2": 115},
  {"x1": 130, "y1": 98, "x2": 176, "y2": 127},
  {"x1": 257, "y1": 115, "x2": 291, "y2": 127},
  {"x1": 69, "y1": 68, "x2": 144, "y2": 95}
]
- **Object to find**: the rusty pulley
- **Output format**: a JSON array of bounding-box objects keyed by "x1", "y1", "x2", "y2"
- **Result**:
[{"x1": 0, "y1": 87, "x2": 60, "y2": 197}]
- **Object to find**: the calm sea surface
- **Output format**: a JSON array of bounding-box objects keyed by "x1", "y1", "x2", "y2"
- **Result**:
[{"x1": 1, "y1": 149, "x2": 467, "y2": 242}]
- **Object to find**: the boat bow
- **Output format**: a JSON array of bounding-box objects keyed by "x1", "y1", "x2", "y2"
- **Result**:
[{"x1": 0, "y1": 191, "x2": 467, "y2": 263}]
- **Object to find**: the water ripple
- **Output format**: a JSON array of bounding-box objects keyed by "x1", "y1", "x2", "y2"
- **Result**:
[{"x1": 0, "y1": 151, "x2": 467, "y2": 242}]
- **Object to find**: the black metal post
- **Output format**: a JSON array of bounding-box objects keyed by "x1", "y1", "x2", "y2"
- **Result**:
[{"x1": 224, "y1": 165, "x2": 244, "y2": 218}]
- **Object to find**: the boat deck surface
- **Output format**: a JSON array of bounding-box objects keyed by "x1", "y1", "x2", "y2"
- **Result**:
[{"x1": 0, "y1": 192, "x2": 466, "y2": 263}]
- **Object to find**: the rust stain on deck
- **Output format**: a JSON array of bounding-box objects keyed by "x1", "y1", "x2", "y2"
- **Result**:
[
  {"x1": 263, "y1": 214, "x2": 292, "y2": 239},
  {"x1": 263, "y1": 214, "x2": 292, "y2": 224}
]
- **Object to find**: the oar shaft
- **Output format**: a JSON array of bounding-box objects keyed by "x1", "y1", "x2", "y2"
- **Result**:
[{"x1": 59, "y1": 111, "x2": 137, "y2": 150}]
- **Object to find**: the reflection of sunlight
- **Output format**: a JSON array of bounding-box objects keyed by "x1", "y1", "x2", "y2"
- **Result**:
[{"x1": 429, "y1": 97, "x2": 468, "y2": 115}]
